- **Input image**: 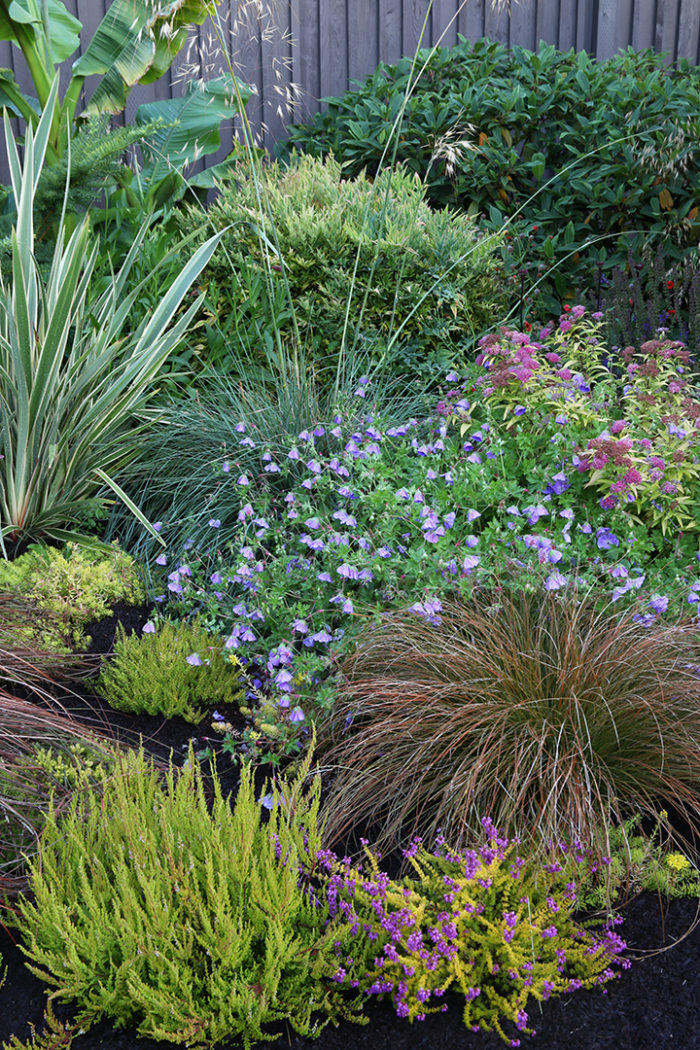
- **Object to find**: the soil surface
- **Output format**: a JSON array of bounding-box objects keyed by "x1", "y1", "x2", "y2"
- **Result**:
[{"x1": 1, "y1": 604, "x2": 699, "y2": 1050}]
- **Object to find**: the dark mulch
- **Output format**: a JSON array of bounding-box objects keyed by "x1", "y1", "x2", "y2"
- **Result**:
[{"x1": 1, "y1": 604, "x2": 699, "y2": 1050}]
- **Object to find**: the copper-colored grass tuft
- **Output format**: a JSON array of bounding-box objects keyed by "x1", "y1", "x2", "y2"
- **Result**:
[{"x1": 317, "y1": 590, "x2": 700, "y2": 866}]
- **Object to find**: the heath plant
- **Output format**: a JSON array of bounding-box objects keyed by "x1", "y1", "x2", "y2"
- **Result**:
[
  {"x1": 96, "y1": 617, "x2": 244, "y2": 723},
  {"x1": 316, "y1": 819, "x2": 628, "y2": 1046},
  {"x1": 11, "y1": 744, "x2": 366, "y2": 1048}
]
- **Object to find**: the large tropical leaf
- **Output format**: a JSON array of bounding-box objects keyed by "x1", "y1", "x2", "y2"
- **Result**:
[
  {"x1": 73, "y1": 0, "x2": 220, "y2": 117},
  {"x1": 0, "y1": 0, "x2": 80, "y2": 64},
  {"x1": 135, "y1": 74, "x2": 251, "y2": 186}
]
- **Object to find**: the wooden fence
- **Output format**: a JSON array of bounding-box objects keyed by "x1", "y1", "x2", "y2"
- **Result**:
[{"x1": 0, "y1": 0, "x2": 698, "y2": 163}]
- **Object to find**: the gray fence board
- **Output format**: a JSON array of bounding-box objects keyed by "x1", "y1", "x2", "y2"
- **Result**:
[
  {"x1": 432, "y1": 0, "x2": 459, "y2": 47},
  {"x1": 459, "y1": 0, "x2": 485, "y2": 39},
  {"x1": 348, "y1": 0, "x2": 379, "y2": 82},
  {"x1": 510, "y1": 0, "x2": 536, "y2": 50},
  {"x1": 1, "y1": 0, "x2": 699, "y2": 171}
]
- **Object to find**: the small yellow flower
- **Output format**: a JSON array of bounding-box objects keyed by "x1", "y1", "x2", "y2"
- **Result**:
[{"x1": 666, "y1": 853, "x2": 690, "y2": 872}]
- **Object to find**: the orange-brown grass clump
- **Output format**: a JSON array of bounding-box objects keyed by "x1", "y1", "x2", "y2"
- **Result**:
[{"x1": 316, "y1": 589, "x2": 700, "y2": 868}]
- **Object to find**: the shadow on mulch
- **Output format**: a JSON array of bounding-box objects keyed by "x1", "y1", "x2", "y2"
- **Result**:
[{"x1": 1, "y1": 604, "x2": 700, "y2": 1050}]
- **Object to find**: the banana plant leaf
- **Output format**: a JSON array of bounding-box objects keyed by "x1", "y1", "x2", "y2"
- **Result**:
[
  {"x1": 73, "y1": 0, "x2": 220, "y2": 117},
  {"x1": 135, "y1": 74, "x2": 252, "y2": 187},
  {"x1": 0, "y1": 0, "x2": 80, "y2": 63}
]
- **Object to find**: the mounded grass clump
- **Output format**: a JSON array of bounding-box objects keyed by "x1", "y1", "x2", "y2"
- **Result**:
[
  {"x1": 316, "y1": 589, "x2": 700, "y2": 864},
  {"x1": 96, "y1": 618, "x2": 244, "y2": 723}
]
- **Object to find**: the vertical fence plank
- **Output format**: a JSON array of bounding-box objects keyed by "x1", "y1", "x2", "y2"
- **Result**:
[
  {"x1": 632, "y1": 0, "x2": 657, "y2": 50},
  {"x1": 510, "y1": 0, "x2": 537, "y2": 51},
  {"x1": 319, "y1": 0, "x2": 348, "y2": 102},
  {"x1": 403, "y1": 0, "x2": 432, "y2": 55},
  {"x1": 576, "y1": 0, "x2": 596, "y2": 50},
  {"x1": 432, "y1": 0, "x2": 459, "y2": 47},
  {"x1": 557, "y1": 0, "x2": 578, "y2": 49},
  {"x1": 379, "y1": 0, "x2": 403, "y2": 62},
  {"x1": 348, "y1": 0, "x2": 379, "y2": 83},
  {"x1": 676, "y1": 0, "x2": 700, "y2": 62},
  {"x1": 595, "y1": 0, "x2": 619, "y2": 59},
  {"x1": 537, "y1": 0, "x2": 561, "y2": 49},
  {"x1": 291, "y1": 0, "x2": 319, "y2": 123},
  {"x1": 261, "y1": 0, "x2": 294, "y2": 148},
  {"x1": 657, "y1": 0, "x2": 680, "y2": 61},
  {"x1": 485, "y1": 0, "x2": 510, "y2": 43},
  {"x1": 458, "y1": 0, "x2": 485, "y2": 41}
]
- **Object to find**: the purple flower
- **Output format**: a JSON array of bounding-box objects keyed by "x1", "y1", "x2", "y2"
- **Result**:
[
  {"x1": 596, "y1": 527, "x2": 620, "y2": 550},
  {"x1": 288, "y1": 447, "x2": 300, "y2": 460},
  {"x1": 237, "y1": 474, "x2": 249, "y2": 486},
  {"x1": 463, "y1": 554, "x2": 480, "y2": 572},
  {"x1": 307, "y1": 459, "x2": 322, "y2": 474},
  {"x1": 514, "y1": 405, "x2": 527, "y2": 416},
  {"x1": 208, "y1": 518, "x2": 221, "y2": 528},
  {"x1": 544, "y1": 471, "x2": 570, "y2": 496},
  {"x1": 186, "y1": 653, "x2": 202, "y2": 666},
  {"x1": 544, "y1": 571, "x2": 567, "y2": 591},
  {"x1": 466, "y1": 509, "x2": 481, "y2": 523},
  {"x1": 304, "y1": 517, "x2": 321, "y2": 529},
  {"x1": 337, "y1": 563, "x2": 360, "y2": 580},
  {"x1": 155, "y1": 553, "x2": 167, "y2": 566},
  {"x1": 289, "y1": 706, "x2": 306, "y2": 723},
  {"x1": 142, "y1": 621, "x2": 156, "y2": 634}
]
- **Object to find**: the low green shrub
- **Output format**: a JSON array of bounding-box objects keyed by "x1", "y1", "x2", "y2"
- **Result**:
[
  {"x1": 96, "y1": 618, "x2": 244, "y2": 723},
  {"x1": 177, "y1": 152, "x2": 506, "y2": 384},
  {"x1": 321, "y1": 821, "x2": 628, "y2": 1043},
  {"x1": 12, "y1": 746, "x2": 364, "y2": 1048},
  {"x1": 0, "y1": 542, "x2": 145, "y2": 649},
  {"x1": 578, "y1": 813, "x2": 700, "y2": 910},
  {"x1": 280, "y1": 39, "x2": 700, "y2": 313}
]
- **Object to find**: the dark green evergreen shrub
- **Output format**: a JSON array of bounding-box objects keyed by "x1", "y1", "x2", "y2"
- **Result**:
[
  {"x1": 96, "y1": 618, "x2": 243, "y2": 723},
  {"x1": 280, "y1": 39, "x2": 700, "y2": 313},
  {"x1": 12, "y1": 746, "x2": 364, "y2": 1047},
  {"x1": 178, "y1": 152, "x2": 506, "y2": 383}
]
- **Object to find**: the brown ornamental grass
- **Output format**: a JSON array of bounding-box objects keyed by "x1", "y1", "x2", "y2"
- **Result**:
[{"x1": 316, "y1": 589, "x2": 700, "y2": 866}]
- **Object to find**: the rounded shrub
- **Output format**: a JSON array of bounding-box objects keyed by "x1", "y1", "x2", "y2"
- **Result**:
[
  {"x1": 316, "y1": 589, "x2": 700, "y2": 863},
  {"x1": 177, "y1": 152, "x2": 506, "y2": 384},
  {"x1": 0, "y1": 541, "x2": 146, "y2": 650},
  {"x1": 280, "y1": 39, "x2": 700, "y2": 312},
  {"x1": 96, "y1": 617, "x2": 244, "y2": 723}
]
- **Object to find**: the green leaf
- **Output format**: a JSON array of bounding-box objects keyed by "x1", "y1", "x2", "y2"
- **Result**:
[
  {"x1": 74, "y1": 0, "x2": 219, "y2": 116},
  {"x1": 135, "y1": 75, "x2": 251, "y2": 186},
  {"x1": 4, "y1": 0, "x2": 80, "y2": 63}
]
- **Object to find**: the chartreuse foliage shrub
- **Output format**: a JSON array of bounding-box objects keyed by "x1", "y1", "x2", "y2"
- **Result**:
[
  {"x1": 321, "y1": 820, "x2": 628, "y2": 1043},
  {"x1": 177, "y1": 152, "x2": 506, "y2": 384},
  {"x1": 280, "y1": 39, "x2": 700, "y2": 310},
  {"x1": 0, "y1": 542, "x2": 145, "y2": 649},
  {"x1": 12, "y1": 746, "x2": 365, "y2": 1048},
  {"x1": 96, "y1": 618, "x2": 243, "y2": 723}
]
